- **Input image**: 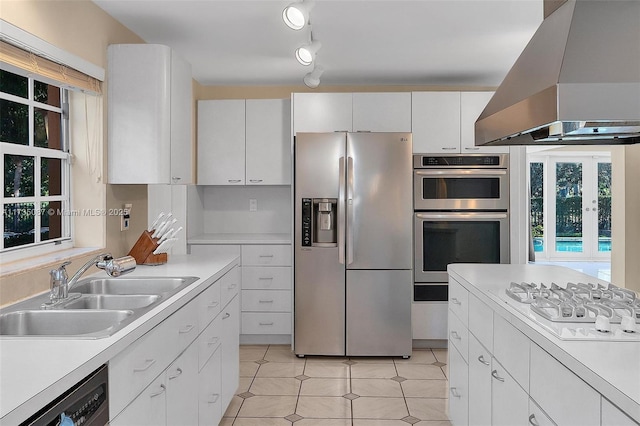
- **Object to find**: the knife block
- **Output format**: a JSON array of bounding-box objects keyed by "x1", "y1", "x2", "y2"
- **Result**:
[{"x1": 128, "y1": 230, "x2": 168, "y2": 265}]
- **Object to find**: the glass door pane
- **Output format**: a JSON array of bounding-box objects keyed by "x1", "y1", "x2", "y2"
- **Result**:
[
  {"x1": 530, "y1": 162, "x2": 544, "y2": 254},
  {"x1": 555, "y1": 162, "x2": 583, "y2": 253},
  {"x1": 597, "y1": 162, "x2": 612, "y2": 254}
]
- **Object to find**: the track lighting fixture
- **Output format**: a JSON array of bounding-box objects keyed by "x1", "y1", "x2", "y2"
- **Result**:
[
  {"x1": 295, "y1": 39, "x2": 321, "y2": 66},
  {"x1": 303, "y1": 63, "x2": 324, "y2": 89},
  {"x1": 282, "y1": 0, "x2": 315, "y2": 30}
]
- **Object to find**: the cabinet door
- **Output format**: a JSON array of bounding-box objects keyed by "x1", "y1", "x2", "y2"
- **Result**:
[
  {"x1": 602, "y1": 398, "x2": 637, "y2": 426},
  {"x1": 293, "y1": 93, "x2": 352, "y2": 133},
  {"x1": 448, "y1": 344, "x2": 469, "y2": 426},
  {"x1": 460, "y1": 92, "x2": 508, "y2": 154},
  {"x1": 352, "y1": 92, "x2": 411, "y2": 132},
  {"x1": 220, "y1": 294, "x2": 240, "y2": 409},
  {"x1": 468, "y1": 335, "x2": 491, "y2": 426},
  {"x1": 169, "y1": 51, "x2": 193, "y2": 184},
  {"x1": 197, "y1": 100, "x2": 245, "y2": 185},
  {"x1": 491, "y1": 360, "x2": 529, "y2": 426},
  {"x1": 412, "y1": 91, "x2": 460, "y2": 153},
  {"x1": 199, "y1": 347, "x2": 223, "y2": 426},
  {"x1": 529, "y1": 399, "x2": 557, "y2": 426},
  {"x1": 166, "y1": 344, "x2": 198, "y2": 426},
  {"x1": 110, "y1": 374, "x2": 167, "y2": 426},
  {"x1": 246, "y1": 99, "x2": 291, "y2": 185}
]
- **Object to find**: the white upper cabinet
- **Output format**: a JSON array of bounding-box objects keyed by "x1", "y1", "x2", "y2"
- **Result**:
[
  {"x1": 412, "y1": 91, "x2": 461, "y2": 153},
  {"x1": 108, "y1": 44, "x2": 193, "y2": 184},
  {"x1": 246, "y1": 99, "x2": 291, "y2": 185},
  {"x1": 197, "y1": 100, "x2": 246, "y2": 185},
  {"x1": 412, "y1": 91, "x2": 508, "y2": 154},
  {"x1": 293, "y1": 92, "x2": 353, "y2": 134},
  {"x1": 460, "y1": 92, "x2": 509, "y2": 153},
  {"x1": 352, "y1": 93, "x2": 412, "y2": 132},
  {"x1": 198, "y1": 99, "x2": 291, "y2": 185}
]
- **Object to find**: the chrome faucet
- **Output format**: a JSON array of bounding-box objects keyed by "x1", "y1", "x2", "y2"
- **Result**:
[{"x1": 45, "y1": 253, "x2": 137, "y2": 308}]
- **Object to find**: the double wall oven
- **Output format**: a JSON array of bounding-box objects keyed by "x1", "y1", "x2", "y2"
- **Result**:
[{"x1": 414, "y1": 154, "x2": 510, "y2": 301}]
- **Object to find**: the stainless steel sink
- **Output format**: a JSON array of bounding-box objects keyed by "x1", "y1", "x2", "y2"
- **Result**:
[
  {"x1": 72, "y1": 276, "x2": 199, "y2": 295},
  {"x1": 61, "y1": 294, "x2": 161, "y2": 310},
  {"x1": 0, "y1": 310, "x2": 133, "y2": 337}
]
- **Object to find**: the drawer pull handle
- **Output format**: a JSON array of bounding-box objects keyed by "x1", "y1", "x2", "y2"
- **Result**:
[
  {"x1": 208, "y1": 393, "x2": 220, "y2": 404},
  {"x1": 464, "y1": 147, "x2": 480, "y2": 151},
  {"x1": 208, "y1": 337, "x2": 220, "y2": 345},
  {"x1": 133, "y1": 359, "x2": 156, "y2": 372},
  {"x1": 259, "y1": 300, "x2": 274, "y2": 303},
  {"x1": 529, "y1": 414, "x2": 540, "y2": 426},
  {"x1": 222, "y1": 312, "x2": 231, "y2": 320},
  {"x1": 168, "y1": 368, "x2": 183, "y2": 380},
  {"x1": 249, "y1": 179, "x2": 263, "y2": 183},
  {"x1": 259, "y1": 322, "x2": 274, "y2": 326},
  {"x1": 450, "y1": 331, "x2": 461, "y2": 340},
  {"x1": 451, "y1": 297, "x2": 462, "y2": 305},
  {"x1": 491, "y1": 370, "x2": 505, "y2": 382},
  {"x1": 179, "y1": 324, "x2": 195, "y2": 334},
  {"x1": 258, "y1": 277, "x2": 274, "y2": 280},
  {"x1": 478, "y1": 355, "x2": 490, "y2": 366},
  {"x1": 442, "y1": 147, "x2": 458, "y2": 151},
  {"x1": 259, "y1": 254, "x2": 274, "y2": 258},
  {"x1": 228, "y1": 179, "x2": 241, "y2": 183},
  {"x1": 150, "y1": 384, "x2": 166, "y2": 398},
  {"x1": 450, "y1": 387, "x2": 461, "y2": 398},
  {"x1": 207, "y1": 301, "x2": 220, "y2": 308}
]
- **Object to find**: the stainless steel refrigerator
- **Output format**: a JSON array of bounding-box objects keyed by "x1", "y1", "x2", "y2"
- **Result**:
[{"x1": 294, "y1": 132, "x2": 413, "y2": 357}]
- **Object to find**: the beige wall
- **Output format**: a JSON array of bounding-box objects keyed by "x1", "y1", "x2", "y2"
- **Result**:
[{"x1": 1, "y1": 0, "x2": 148, "y2": 305}]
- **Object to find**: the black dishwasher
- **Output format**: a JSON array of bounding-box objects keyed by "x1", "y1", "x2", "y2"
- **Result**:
[{"x1": 21, "y1": 364, "x2": 108, "y2": 426}]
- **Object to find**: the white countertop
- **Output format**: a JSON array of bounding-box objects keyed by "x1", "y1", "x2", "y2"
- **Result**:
[
  {"x1": 448, "y1": 263, "x2": 640, "y2": 423},
  {"x1": 0, "y1": 253, "x2": 240, "y2": 425},
  {"x1": 188, "y1": 233, "x2": 291, "y2": 245}
]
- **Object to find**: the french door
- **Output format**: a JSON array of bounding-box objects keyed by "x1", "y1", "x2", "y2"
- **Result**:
[{"x1": 529, "y1": 154, "x2": 611, "y2": 261}]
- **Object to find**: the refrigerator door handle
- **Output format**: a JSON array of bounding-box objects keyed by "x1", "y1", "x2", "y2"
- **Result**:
[
  {"x1": 347, "y1": 156, "x2": 354, "y2": 265},
  {"x1": 338, "y1": 156, "x2": 346, "y2": 264}
]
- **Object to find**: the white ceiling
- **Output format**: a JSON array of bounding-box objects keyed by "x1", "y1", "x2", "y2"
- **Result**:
[{"x1": 92, "y1": 0, "x2": 543, "y2": 87}]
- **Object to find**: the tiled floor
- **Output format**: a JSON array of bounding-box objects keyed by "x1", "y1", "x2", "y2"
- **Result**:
[{"x1": 220, "y1": 345, "x2": 452, "y2": 426}]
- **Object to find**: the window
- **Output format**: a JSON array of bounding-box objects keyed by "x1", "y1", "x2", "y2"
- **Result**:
[{"x1": 1, "y1": 69, "x2": 71, "y2": 251}]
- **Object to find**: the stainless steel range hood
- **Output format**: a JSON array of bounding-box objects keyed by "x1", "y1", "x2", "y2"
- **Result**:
[{"x1": 476, "y1": 0, "x2": 640, "y2": 146}]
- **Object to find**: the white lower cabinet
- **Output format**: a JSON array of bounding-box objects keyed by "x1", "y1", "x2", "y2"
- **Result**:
[
  {"x1": 110, "y1": 374, "x2": 167, "y2": 426},
  {"x1": 448, "y1": 343, "x2": 469, "y2": 426},
  {"x1": 109, "y1": 266, "x2": 240, "y2": 425},
  {"x1": 529, "y1": 399, "x2": 556, "y2": 426},
  {"x1": 221, "y1": 294, "x2": 240, "y2": 409},
  {"x1": 166, "y1": 344, "x2": 199, "y2": 426},
  {"x1": 468, "y1": 334, "x2": 491, "y2": 426},
  {"x1": 491, "y1": 359, "x2": 529, "y2": 426},
  {"x1": 601, "y1": 398, "x2": 638, "y2": 426}
]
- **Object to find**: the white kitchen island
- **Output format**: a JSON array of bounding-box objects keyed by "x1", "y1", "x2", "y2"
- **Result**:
[
  {"x1": 447, "y1": 263, "x2": 640, "y2": 426},
  {"x1": 0, "y1": 253, "x2": 240, "y2": 425}
]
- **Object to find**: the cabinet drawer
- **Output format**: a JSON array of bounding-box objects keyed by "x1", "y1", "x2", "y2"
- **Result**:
[
  {"x1": 468, "y1": 294, "x2": 493, "y2": 352},
  {"x1": 448, "y1": 344, "x2": 469, "y2": 426},
  {"x1": 242, "y1": 245, "x2": 291, "y2": 266},
  {"x1": 197, "y1": 280, "x2": 221, "y2": 329},
  {"x1": 241, "y1": 290, "x2": 291, "y2": 312},
  {"x1": 242, "y1": 312, "x2": 292, "y2": 334},
  {"x1": 468, "y1": 334, "x2": 492, "y2": 426},
  {"x1": 449, "y1": 278, "x2": 469, "y2": 326},
  {"x1": 198, "y1": 315, "x2": 223, "y2": 371},
  {"x1": 530, "y1": 343, "x2": 600, "y2": 426},
  {"x1": 448, "y1": 309, "x2": 469, "y2": 363},
  {"x1": 166, "y1": 301, "x2": 200, "y2": 353},
  {"x1": 493, "y1": 314, "x2": 529, "y2": 390},
  {"x1": 220, "y1": 266, "x2": 240, "y2": 309},
  {"x1": 110, "y1": 373, "x2": 167, "y2": 426},
  {"x1": 242, "y1": 266, "x2": 291, "y2": 289}
]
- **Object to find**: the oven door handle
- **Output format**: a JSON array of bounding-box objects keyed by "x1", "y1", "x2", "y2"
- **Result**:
[
  {"x1": 415, "y1": 169, "x2": 507, "y2": 176},
  {"x1": 416, "y1": 212, "x2": 508, "y2": 220}
]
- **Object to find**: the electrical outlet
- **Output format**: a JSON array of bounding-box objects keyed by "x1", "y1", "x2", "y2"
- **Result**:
[
  {"x1": 249, "y1": 199, "x2": 258, "y2": 212},
  {"x1": 121, "y1": 203, "x2": 132, "y2": 231}
]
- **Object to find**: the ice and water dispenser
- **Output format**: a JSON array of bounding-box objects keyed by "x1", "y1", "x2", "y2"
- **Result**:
[{"x1": 301, "y1": 198, "x2": 338, "y2": 247}]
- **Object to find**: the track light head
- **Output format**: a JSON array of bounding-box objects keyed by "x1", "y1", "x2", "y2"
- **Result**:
[
  {"x1": 303, "y1": 64, "x2": 324, "y2": 89},
  {"x1": 295, "y1": 40, "x2": 321, "y2": 66},
  {"x1": 282, "y1": 0, "x2": 315, "y2": 30}
]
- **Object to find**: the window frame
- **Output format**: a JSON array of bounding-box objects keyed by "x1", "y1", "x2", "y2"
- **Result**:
[{"x1": 1, "y1": 71, "x2": 72, "y2": 254}]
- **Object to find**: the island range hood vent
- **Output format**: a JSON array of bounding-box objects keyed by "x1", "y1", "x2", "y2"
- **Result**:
[{"x1": 476, "y1": 0, "x2": 640, "y2": 146}]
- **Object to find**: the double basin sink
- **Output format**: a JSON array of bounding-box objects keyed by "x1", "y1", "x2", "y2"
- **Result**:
[{"x1": 0, "y1": 276, "x2": 198, "y2": 338}]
